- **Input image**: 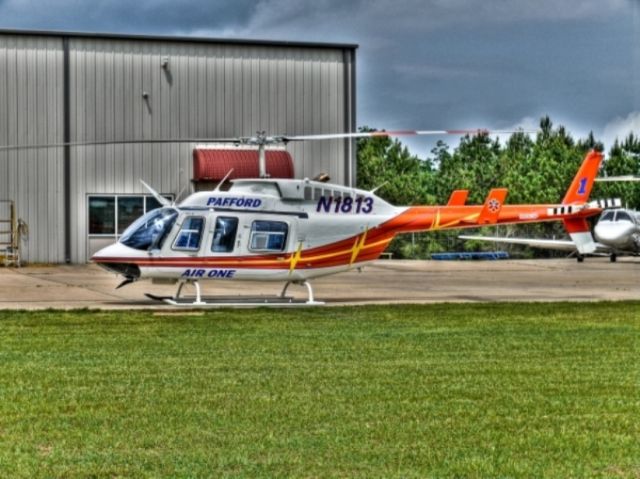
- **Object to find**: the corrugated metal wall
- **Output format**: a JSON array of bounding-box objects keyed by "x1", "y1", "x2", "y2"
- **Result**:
[
  {"x1": 0, "y1": 32, "x2": 355, "y2": 263},
  {"x1": 0, "y1": 35, "x2": 65, "y2": 263}
]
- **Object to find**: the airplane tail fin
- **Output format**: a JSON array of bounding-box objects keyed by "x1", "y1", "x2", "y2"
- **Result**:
[
  {"x1": 561, "y1": 150, "x2": 603, "y2": 205},
  {"x1": 560, "y1": 150, "x2": 603, "y2": 254}
]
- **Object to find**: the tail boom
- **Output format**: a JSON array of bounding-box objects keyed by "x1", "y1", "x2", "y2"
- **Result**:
[{"x1": 381, "y1": 150, "x2": 605, "y2": 235}]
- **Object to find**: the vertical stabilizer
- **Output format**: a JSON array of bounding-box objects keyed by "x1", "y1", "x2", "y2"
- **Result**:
[
  {"x1": 447, "y1": 190, "x2": 469, "y2": 206},
  {"x1": 560, "y1": 150, "x2": 603, "y2": 254},
  {"x1": 478, "y1": 188, "x2": 508, "y2": 224},
  {"x1": 561, "y1": 150, "x2": 603, "y2": 205}
]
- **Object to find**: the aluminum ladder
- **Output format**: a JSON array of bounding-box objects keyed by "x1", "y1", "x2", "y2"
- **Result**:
[{"x1": 0, "y1": 200, "x2": 20, "y2": 267}]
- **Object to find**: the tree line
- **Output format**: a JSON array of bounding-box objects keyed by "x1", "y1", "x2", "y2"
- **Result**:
[{"x1": 356, "y1": 117, "x2": 640, "y2": 258}]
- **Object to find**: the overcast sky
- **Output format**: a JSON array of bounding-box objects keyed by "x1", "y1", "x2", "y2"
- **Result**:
[{"x1": 1, "y1": 0, "x2": 639, "y2": 155}]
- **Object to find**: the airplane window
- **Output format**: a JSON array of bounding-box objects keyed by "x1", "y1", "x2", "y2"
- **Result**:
[
  {"x1": 212, "y1": 216, "x2": 239, "y2": 253},
  {"x1": 249, "y1": 220, "x2": 288, "y2": 252},
  {"x1": 173, "y1": 217, "x2": 205, "y2": 251},
  {"x1": 600, "y1": 211, "x2": 614, "y2": 222},
  {"x1": 615, "y1": 211, "x2": 633, "y2": 223},
  {"x1": 120, "y1": 208, "x2": 178, "y2": 251}
]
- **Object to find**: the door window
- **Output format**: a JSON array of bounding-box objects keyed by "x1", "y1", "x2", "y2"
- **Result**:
[
  {"x1": 212, "y1": 216, "x2": 239, "y2": 253},
  {"x1": 173, "y1": 217, "x2": 205, "y2": 251}
]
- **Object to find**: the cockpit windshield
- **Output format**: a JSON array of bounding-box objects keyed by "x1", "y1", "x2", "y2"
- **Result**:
[
  {"x1": 615, "y1": 211, "x2": 634, "y2": 223},
  {"x1": 599, "y1": 210, "x2": 636, "y2": 224},
  {"x1": 120, "y1": 208, "x2": 178, "y2": 250},
  {"x1": 600, "y1": 211, "x2": 615, "y2": 222}
]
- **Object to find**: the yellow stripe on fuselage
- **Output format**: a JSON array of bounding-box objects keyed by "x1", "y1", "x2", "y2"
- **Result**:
[
  {"x1": 288, "y1": 242, "x2": 304, "y2": 275},
  {"x1": 350, "y1": 229, "x2": 368, "y2": 265}
]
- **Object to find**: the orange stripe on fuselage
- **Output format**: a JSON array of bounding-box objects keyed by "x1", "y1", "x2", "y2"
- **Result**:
[{"x1": 94, "y1": 231, "x2": 395, "y2": 271}]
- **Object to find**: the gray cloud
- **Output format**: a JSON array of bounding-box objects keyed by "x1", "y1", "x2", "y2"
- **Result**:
[
  {"x1": 230, "y1": 0, "x2": 626, "y2": 41},
  {"x1": 0, "y1": 0, "x2": 637, "y2": 151},
  {"x1": 0, "y1": 0, "x2": 257, "y2": 33}
]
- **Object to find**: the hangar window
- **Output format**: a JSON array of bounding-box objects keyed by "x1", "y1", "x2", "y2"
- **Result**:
[
  {"x1": 249, "y1": 220, "x2": 288, "y2": 252},
  {"x1": 89, "y1": 197, "x2": 116, "y2": 235},
  {"x1": 88, "y1": 194, "x2": 174, "y2": 236},
  {"x1": 118, "y1": 197, "x2": 144, "y2": 234}
]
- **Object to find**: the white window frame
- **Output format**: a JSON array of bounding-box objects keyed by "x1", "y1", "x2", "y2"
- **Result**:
[
  {"x1": 211, "y1": 216, "x2": 239, "y2": 254},
  {"x1": 248, "y1": 220, "x2": 289, "y2": 252},
  {"x1": 172, "y1": 216, "x2": 206, "y2": 252},
  {"x1": 87, "y1": 194, "x2": 174, "y2": 239}
]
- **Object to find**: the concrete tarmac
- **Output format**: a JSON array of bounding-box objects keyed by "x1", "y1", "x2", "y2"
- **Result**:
[{"x1": 0, "y1": 258, "x2": 638, "y2": 309}]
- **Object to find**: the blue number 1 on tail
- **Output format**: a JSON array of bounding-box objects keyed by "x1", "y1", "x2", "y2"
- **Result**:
[{"x1": 577, "y1": 177, "x2": 587, "y2": 195}]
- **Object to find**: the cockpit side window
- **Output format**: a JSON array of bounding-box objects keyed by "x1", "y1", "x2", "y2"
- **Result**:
[
  {"x1": 615, "y1": 211, "x2": 633, "y2": 223},
  {"x1": 600, "y1": 211, "x2": 615, "y2": 222},
  {"x1": 212, "y1": 216, "x2": 239, "y2": 253},
  {"x1": 120, "y1": 208, "x2": 177, "y2": 251},
  {"x1": 173, "y1": 216, "x2": 205, "y2": 251}
]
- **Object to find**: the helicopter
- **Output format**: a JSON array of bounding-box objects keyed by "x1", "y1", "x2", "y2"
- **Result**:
[{"x1": 87, "y1": 131, "x2": 606, "y2": 306}]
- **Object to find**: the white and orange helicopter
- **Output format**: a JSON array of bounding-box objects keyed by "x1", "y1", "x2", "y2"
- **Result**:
[{"x1": 85, "y1": 130, "x2": 606, "y2": 306}]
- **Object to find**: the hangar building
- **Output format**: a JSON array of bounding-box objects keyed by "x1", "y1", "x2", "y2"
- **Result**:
[{"x1": 0, "y1": 29, "x2": 357, "y2": 263}]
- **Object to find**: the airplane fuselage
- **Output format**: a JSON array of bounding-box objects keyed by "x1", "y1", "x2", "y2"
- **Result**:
[{"x1": 593, "y1": 209, "x2": 640, "y2": 253}]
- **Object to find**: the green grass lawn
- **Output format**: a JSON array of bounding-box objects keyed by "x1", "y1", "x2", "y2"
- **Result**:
[{"x1": 0, "y1": 303, "x2": 638, "y2": 478}]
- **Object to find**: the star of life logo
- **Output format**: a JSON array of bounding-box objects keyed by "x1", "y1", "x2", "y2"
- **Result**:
[{"x1": 488, "y1": 198, "x2": 501, "y2": 213}]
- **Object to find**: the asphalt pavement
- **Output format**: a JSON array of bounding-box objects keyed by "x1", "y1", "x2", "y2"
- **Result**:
[{"x1": 0, "y1": 258, "x2": 638, "y2": 309}]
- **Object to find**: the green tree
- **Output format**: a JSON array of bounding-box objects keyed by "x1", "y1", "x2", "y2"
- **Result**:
[
  {"x1": 593, "y1": 134, "x2": 640, "y2": 209},
  {"x1": 434, "y1": 132, "x2": 502, "y2": 205},
  {"x1": 356, "y1": 127, "x2": 435, "y2": 206}
]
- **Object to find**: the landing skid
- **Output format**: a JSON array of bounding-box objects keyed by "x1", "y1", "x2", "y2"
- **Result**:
[{"x1": 145, "y1": 280, "x2": 324, "y2": 307}]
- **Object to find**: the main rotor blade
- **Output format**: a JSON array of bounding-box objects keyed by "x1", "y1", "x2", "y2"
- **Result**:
[
  {"x1": 281, "y1": 129, "x2": 535, "y2": 141},
  {"x1": 140, "y1": 180, "x2": 171, "y2": 208},
  {"x1": 0, "y1": 138, "x2": 241, "y2": 151},
  {"x1": 0, "y1": 129, "x2": 536, "y2": 151}
]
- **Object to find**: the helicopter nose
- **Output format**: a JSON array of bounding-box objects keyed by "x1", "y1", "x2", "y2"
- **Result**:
[
  {"x1": 91, "y1": 243, "x2": 141, "y2": 279},
  {"x1": 594, "y1": 222, "x2": 635, "y2": 248}
]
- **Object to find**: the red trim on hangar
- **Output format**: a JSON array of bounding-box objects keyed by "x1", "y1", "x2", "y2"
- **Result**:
[{"x1": 193, "y1": 148, "x2": 294, "y2": 181}]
